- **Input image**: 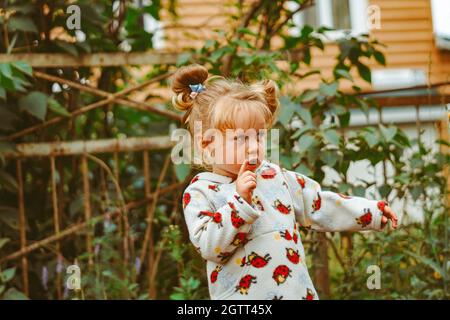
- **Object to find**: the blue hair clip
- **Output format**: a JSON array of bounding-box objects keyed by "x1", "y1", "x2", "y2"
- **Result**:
[{"x1": 189, "y1": 83, "x2": 205, "y2": 99}]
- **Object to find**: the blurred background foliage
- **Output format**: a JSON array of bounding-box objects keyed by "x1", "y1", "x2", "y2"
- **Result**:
[{"x1": 0, "y1": 0, "x2": 448, "y2": 299}]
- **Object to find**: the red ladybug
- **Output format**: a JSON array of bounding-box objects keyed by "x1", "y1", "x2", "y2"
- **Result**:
[
  {"x1": 198, "y1": 210, "x2": 223, "y2": 228},
  {"x1": 377, "y1": 200, "x2": 388, "y2": 214},
  {"x1": 210, "y1": 265, "x2": 222, "y2": 283},
  {"x1": 231, "y1": 232, "x2": 249, "y2": 246},
  {"x1": 241, "y1": 251, "x2": 272, "y2": 268},
  {"x1": 272, "y1": 265, "x2": 291, "y2": 285},
  {"x1": 338, "y1": 193, "x2": 351, "y2": 199},
  {"x1": 235, "y1": 275, "x2": 257, "y2": 295},
  {"x1": 280, "y1": 229, "x2": 298, "y2": 244},
  {"x1": 208, "y1": 184, "x2": 220, "y2": 192},
  {"x1": 296, "y1": 175, "x2": 305, "y2": 188},
  {"x1": 261, "y1": 167, "x2": 276, "y2": 179},
  {"x1": 252, "y1": 195, "x2": 264, "y2": 211},
  {"x1": 273, "y1": 199, "x2": 291, "y2": 215},
  {"x1": 312, "y1": 192, "x2": 321, "y2": 212},
  {"x1": 229, "y1": 204, "x2": 246, "y2": 228},
  {"x1": 285, "y1": 248, "x2": 300, "y2": 264},
  {"x1": 356, "y1": 208, "x2": 372, "y2": 228},
  {"x1": 190, "y1": 175, "x2": 199, "y2": 184},
  {"x1": 303, "y1": 288, "x2": 315, "y2": 300},
  {"x1": 183, "y1": 192, "x2": 191, "y2": 209}
]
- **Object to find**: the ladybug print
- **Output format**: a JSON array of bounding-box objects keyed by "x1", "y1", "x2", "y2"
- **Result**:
[
  {"x1": 210, "y1": 265, "x2": 222, "y2": 283},
  {"x1": 198, "y1": 210, "x2": 223, "y2": 228},
  {"x1": 234, "y1": 194, "x2": 244, "y2": 204},
  {"x1": 303, "y1": 288, "x2": 315, "y2": 300},
  {"x1": 208, "y1": 184, "x2": 220, "y2": 192},
  {"x1": 296, "y1": 175, "x2": 305, "y2": 188},
  {"x1": 285, "y1": 248, "x2": 300, "y2": 264},
  {"x1": 377, "y1": 200, "x2": 388, "y2": 214},
  {"x1": 356, "y1": 208, "x2": 372, "y2": 228},
  {"x1": 217, "y1": 251, "x2": 234, "y2": 262},
  {"x1": 182, "y1": 192, "x2": 191, "y2": 209},
  {"x1": 252, "y1": 195, "x2": 264, "y2": 211},
  {"x1": 280, "y1": 229, "x2": 298, "y2": 244},
  {"x1": 273, "y1": 199, "x2": 291, "y2": 215},
  {"x1": 241, "y1": 251, "x2": 272, "y2": 268},
  {"x1": 272, "y1": 295, "x2": 283, "y2": 300},
  {"x1": 261, "y1": 167, "x2": 276, "y2": 179},
  {"x1": 190, "y1": 175, "x2": 199, "y2": 184},
  {"x1": 229, "y1": 203, "x2": 246, "y2": 228},
  {"x1": 231, "y1": 232, "x2": 249, "y2": 246},
  {"x1": 235, "y1": 275, "x2": 257, "y2": 295},
  {"x1": 312, "y1": 192, "x2": 321, "y2": 212},
  {"x1": 272, "y1": 265, "x2": 291, "y2": 285}
]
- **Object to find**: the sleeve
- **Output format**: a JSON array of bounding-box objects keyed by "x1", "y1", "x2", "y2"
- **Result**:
[
  {"x1": 281, "y1": 169, "x2": 385, "y2": 232},
  {"x1": 182, "y1": 182, "x2": 261, "y2": 264}
]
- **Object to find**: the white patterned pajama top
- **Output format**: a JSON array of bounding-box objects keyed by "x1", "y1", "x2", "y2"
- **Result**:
[{"x1": 181, "y1": 160, "x2": 386, "y2": 300}]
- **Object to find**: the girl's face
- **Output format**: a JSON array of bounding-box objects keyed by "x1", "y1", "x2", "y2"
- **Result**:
[{"x1": 205, "y1": 110, "x2": 267, "y2": 179}]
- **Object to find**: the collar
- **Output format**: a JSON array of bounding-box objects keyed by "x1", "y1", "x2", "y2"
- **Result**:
[{"x1": 195, "y1": 160, "x2": 268, "y2": 184}]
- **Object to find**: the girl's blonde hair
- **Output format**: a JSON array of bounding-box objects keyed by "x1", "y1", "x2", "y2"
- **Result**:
[{"x1": 170, "y1": 64, "x2": 280, "y2": 169}]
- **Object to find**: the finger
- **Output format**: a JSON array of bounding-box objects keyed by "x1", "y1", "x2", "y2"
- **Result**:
[
  {"x1": 241, "y1": 171, "x2": 257, "y2": 179},
  {"x1": 245, "y1": 180, "x2": 257, "y2": 190},
  {"x1": 383, "y1": 207, "x2": 398, "y2": 229},
  {"x1": 381, "y1": 216, "x2": 387, "y2": 228},
  {"x1": 243, "y1": 176, "x2": 256, "y2": 184},
  {"x1": 238, "y1": 159, "x2": 249, "y2": 176}
]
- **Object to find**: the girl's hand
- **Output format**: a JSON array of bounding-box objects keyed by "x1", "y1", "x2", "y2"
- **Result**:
[
  {"x1": 379, "y1": 201, "x2": 398, "y2": 229},
  {"x1": 236, "y1": 159, "x2": 257, "y2": 204}
]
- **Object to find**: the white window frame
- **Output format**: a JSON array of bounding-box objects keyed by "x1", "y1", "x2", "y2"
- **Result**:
[{"x1": 289, "y1": 0, "x2": 369, "y2": 42}]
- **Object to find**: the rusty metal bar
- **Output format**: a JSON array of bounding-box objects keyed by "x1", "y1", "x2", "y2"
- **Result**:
[
  {"x1": 50, "y1": 156, "x2": 62, "y2": 299},
  {"x1": 16, "y1": 159, "x2": 29, "y2": 296},
  {"x1": 0, "y1": 52, "x2": 179, "y2": 67},
  {"x1": 33, "y1": 71, "x2": 180, "y2": 121},
  {"x1": 0, "y1": 183, "x2": 184, "y2": 264},
  {"x1": 3, "y1": 136, "x2": 175, "y2": 158},
  {"x1": 142, "y1": 151, "x2": 155, "y2": 298},
  {"x1": 81, "y1": 155, "x2": 94, "y2": 267}
]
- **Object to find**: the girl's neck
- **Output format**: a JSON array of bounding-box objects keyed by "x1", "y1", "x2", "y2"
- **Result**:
[{"x1": 212, "y1": 166, "x2": 237, "y2": 181}]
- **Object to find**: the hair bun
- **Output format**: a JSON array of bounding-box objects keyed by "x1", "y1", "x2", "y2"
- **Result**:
[
  {"x1": 171, "y1": 64, "x2": 209, "y2": 111},
  {"x1": 251, "y1": 79, "x2": 280, "y2": 115}
]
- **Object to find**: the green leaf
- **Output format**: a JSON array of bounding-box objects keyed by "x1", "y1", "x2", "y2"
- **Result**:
[
  {"x1": 278, "y1": 96, "x2": 296, "y2": 127},
  {"x1": 297, "y1": 107, "x2": 312, "y2": 125},
  {"x1": 11, "y1": 61, "x2": 32, "y2": 76},
  {"x1": 0, "y1": 87, "x2": 5, "y2": 100},
  {"x1": 176, "y1": 52, "x2": 191, "y2": 66},
  {"x1": 299, "y1": 89, "x2": 319, "y2": 102},
  {"x1": 0, "y1": 63, "x2": 12, "y2": 79},
  {"x1": 335, "y1": 69, "x2": 353, "y2": 81},
  {"x1": 323, "y1": 129, "x2": 340, "y2": 146},
  {"x1": 320, "y1": 150, "x2": 338, "y2": 167},
  {"x1": 380, "y1": 125, "x2": 397, "y2": 143},
  {"x1": 404, "y1": 250, "x2": 444, "y2": 276},
  {"x1": 374, "y1": 51, "x2": 386, "y2": 66},
  {"x1": 0, "y1": 170, "x2": 18, "y2": 193},
  {"x1": 1, "y1": 288, "x2": 28, "y2": 300},
  {"x1": 298, "y1": 133, "x2": 315, "y2": 150},
  {"x1": 0, "y1": 238, "x2": 10, "y2": 250},
  {"x1": 48, "y1": 98, "x2": 70, "y2": 117},
  {"x1": 174, "y1": 163, "x2": 191, "y2": 182},
  {"x1": 1, "y1": 268, "x2": 16, "y2": 282},
  {"x1": 362, "y1": 130, "x2": 378, "y2": 148},
  {"x1": 7, "y1": 17, "x2": 38, "y2": 33},
  {"x1": 319, "y1": 82, "x2": 338, "y2": 97},
  {"x1": 357, "y1": 62, "x2": 371, "y2": 83},
  {"x1": 19, "y1": 91, "x2": 48, "y2": 121}
]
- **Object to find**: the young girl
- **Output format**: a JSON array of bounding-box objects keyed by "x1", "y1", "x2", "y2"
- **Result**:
[{"x1": 172, "y1": 64, "x2": 398, "y2": 300}]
